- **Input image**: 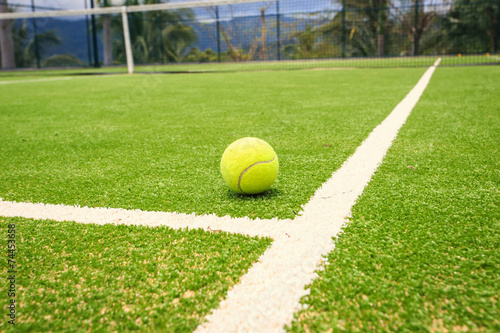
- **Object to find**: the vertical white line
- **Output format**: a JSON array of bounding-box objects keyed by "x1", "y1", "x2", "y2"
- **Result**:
[{"x1": 121, "y1": 6, "x2": 134, "y2": 74}]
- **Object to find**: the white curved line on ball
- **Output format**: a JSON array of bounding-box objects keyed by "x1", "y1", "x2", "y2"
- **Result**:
[{"x1": 238, "y1": 154, "x2": 277, "y2": 194}]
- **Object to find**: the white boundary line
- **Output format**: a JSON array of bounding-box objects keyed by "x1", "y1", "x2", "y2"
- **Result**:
[
  {"x1": 0, "y1": 58, "x2": 441, "y2": 332},
  {"x1": 0, "y1": 74, "x2": 127, "y2": 85},
  {"x1": 0, "y1": 201, "x2": 289, "y2": 239},
  {"x1": 0, "y1": 77, "x2": 76, "y2": 85}
]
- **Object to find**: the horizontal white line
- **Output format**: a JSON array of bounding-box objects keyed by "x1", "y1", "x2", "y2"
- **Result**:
[{"x1": 0, "y1": 200, "x2": 292, "y2": 239}]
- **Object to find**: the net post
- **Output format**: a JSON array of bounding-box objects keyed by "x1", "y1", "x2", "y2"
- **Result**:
[{"x1": 121, "y1": 6, "x2": 134, "y2": 74}]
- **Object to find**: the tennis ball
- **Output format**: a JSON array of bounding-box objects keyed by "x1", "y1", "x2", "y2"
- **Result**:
[{"x1": 220, "y1": 137, "x2": 279, "y2": 195}]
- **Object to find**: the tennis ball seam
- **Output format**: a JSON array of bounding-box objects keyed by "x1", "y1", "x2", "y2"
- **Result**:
[{"x1": 238, "y1": 154, "x2": 277, "y2": 194}]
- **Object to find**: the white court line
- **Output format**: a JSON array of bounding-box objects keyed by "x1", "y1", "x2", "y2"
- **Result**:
[
  {"x1": 0, "y1": 201, "x2": 290, "y2": 239},
  {"x1": 0, "y1": 77, "x2": 75, "y2": 85},
  {"x1": 0, "y1": 74, "x2": 127, "y2": 85},
  {"x1": 0, "y1": 58, "x2": 441, "y2": 332}
]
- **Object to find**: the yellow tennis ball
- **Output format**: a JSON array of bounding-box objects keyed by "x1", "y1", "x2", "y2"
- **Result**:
[{"x1": 220, "y1": 137, "x2": 279, "y2": 195}]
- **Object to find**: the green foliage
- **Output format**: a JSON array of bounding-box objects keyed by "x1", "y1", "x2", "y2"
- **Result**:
[
  {"x1": 41, "y1": 54, "x2": 84, "y2": 67},
  {"x1": 10, "y1": 20, "x2": 61, "y2": 67},
  {"x1": 288, "y1": 66, "x2": 500, "y2": 332},
  {"x1": 184, "y1": 48, "x2": 219, "y2": 63},
  {"x1": 295, "y1": 25, "x2": 318, "y2": 58},
  {"x1": 11, "y1": 20, "x2": 30, "y2": 67},
  {"x1": 442, "y1": 0, "x2": 500, "y2": 53},
  {"x1": 282, "y1": 0, "x2": 499, "y2": 59},
  {"x1": 0, "y1": 217, "x2": 271, "y2": 331},
  {"x1": 344, "y1": 0, "x2": 390, "y2": 56},
  {"x1": 161, "y1": 24, "x2": 197, "y2": 62},
  {"x1": 25, "y1": 30, "x2": 61, "y2": 59},
  {"x1": 110, "y1": 0, "x2": 197, "y2": 64}
]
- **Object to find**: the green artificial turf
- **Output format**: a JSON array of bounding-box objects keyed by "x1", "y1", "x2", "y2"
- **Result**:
[
  {"x1": 134, "y1": 56, "x2": 439, "y2": 72},
  {"x1": 136, "y1": 54, "x2": 498, "y2": 72},
  {"x1": 288, "y1": 66, "x2": 500, "y2": 332},
  {"x1": 0, "y1": 217, "x2": 272, "y2": 332},
  {"x1": 0, "y1": 67, "x2": 129, "y2": 79},
  {"x1": 0, "y1": 68, "x2": 426, "y2": 219}
]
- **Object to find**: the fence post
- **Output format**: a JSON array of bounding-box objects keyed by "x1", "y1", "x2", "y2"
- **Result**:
[
  {"x1": 84, "y1": 0, "x2": 92, "y2": 66},
  {"x1": 90, "y1": 0, "x2": 100, "y2": 68},
  {"x1": 342, "y1": 0, "x2": 346, "y2": 58},
  {"x1": 276, "y1": 1, "x2": 281, "y2": 61},
  {"x1": 377, "y1": 0, "x2": 387, "y2": 57},
  {"x1": 413, "y1": 0, "x2": 419, "y2": 56},
  {"x1": 215, "y1": 6, "x2": 221, "y2": 62},
  {"x1": 30, "y1": 0, "x2": 40, "y2": 68}
]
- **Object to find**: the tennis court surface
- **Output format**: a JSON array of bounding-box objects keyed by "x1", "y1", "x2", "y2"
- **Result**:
[{"x1": 0, "y1": 0, "x2": 499, "y2": 330}]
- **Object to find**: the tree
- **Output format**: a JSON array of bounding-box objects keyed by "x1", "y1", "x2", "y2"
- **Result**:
[
  {"x1": 162, "y1": 24, "x2": 197, "y2": 62},
  {"x1": 24, "y1": 30, "x2": 61, "y2": 65},
  {"x1": 377, "y1": 0, "x2": 388, "y2": 56},
  {"x1": 142, "y1": 5, "x2": 196, "y2": 63},
  {"x1": 0, "y1": 1, "x2": 15, "y2": 68},
  {"x1": 442, "y1": 0, "x2": 499, "y2": 53},
  {"x1": 109, "y1": 0, "x2": 196, "y2": 64},
  {"x1": 324, "y1": 0, "x2": 392, "y2": 57},
  {"x1": 11, "y1": 19, "x2": 29, "y2": 67},
  {"x1": 259, "y1": 5, "x2": 271, "y2": 60},
  {"x1": 295, "y1": 24, "x2": 316, "y2": 58},
  {"x1": 390, "y1": 0, "x2": 438, "y2": 56},
  {"x1": 9, "y1": 19, "x2": 61, "y2": 67}
]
